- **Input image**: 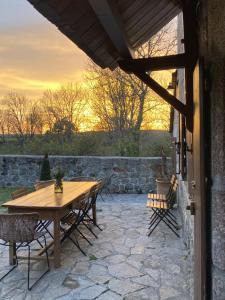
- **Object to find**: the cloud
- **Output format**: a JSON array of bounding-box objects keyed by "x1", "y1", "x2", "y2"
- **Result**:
[{"x1": 0, "y1": 1, "x2": 89, "y2": 98}]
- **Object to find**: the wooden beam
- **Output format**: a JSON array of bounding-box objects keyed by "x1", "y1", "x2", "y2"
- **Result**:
[
  {"x1": 134, "y1": 71, "x2": 186, "y2": 116},
  {"x1": 182, "y1": 0, "x2": 199, "y2": 132},
  {"x1": 119, "y1": 54, "x2": 187, "y2": 73},
  {"x1": 88, "y1": 0, "x2": 134, "y2": 58}
]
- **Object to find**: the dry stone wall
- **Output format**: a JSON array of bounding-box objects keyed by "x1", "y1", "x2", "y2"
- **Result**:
[{"x1": 0, "y1": 155, "x2": 171, "y2": 194}]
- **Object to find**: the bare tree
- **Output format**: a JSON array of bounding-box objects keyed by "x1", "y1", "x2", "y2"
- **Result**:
[
  {"x1": 26, "y1": 104, "x2": 44, "y2": 137},
  {"x1": 42, "y1": 83, "x2": 87, "y2": 133},
  {"x1": 0, "y1": 106, "x2": 7, "y2": 143},
  {"x1": 86, "y1": 21, "x2": 177, "y2": 154},
  {"x1": 2, "y1": 93, "x2": 29, "y2": 144},
  {"x1": 2, "y1": 93, "x2": 43, "y2": 144}
]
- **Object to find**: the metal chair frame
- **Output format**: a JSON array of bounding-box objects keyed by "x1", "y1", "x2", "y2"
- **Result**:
[
  {"x1": 148, "y1": 175, "x2": 177, "y2": 224},
  {"x1": 69, "y1": 179, "x2": 103, "y2": 231},
  {"x1": 11, "y1": 188, "x2": 53, "y2": 240},
  {"x1": 0, "y1": 213, "x2": 50, "y2": 290},
  {"x1": 97, "y1": 174, "x2": 114, "y2": 201},
  {"x1": 147, "y1": 181, "x2": 180, "y2": 237},
  {"x1": 83, "y1": 182, "x2": 103, "y2": 232},
  {"x1": 60, "y1": 191, "x2": 93, "y2": 256}
]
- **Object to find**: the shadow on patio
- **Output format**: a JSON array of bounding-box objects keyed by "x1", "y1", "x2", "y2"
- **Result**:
[{"x1": 0, "y1": 194, "x2": 191, "y2": 300}]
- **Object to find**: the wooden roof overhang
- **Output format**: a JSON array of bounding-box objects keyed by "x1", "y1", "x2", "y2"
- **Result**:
[{"x1": 27, "y1": 0, "x2": 198, "y2": 131}]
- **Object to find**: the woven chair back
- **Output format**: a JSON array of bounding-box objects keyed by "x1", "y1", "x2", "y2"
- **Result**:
[
  {"x1": 69, "y1": 177, "x2": 95, "y2": 182},
  {"x1": 34, "y1": 180, "x2": 55, "y2": 191},
  {"x1": 0, "y1": 213, "x2": 39, "y2": 243},
  {"x1": 11, "y1": 188, "x2": 30, "y2": 200}
]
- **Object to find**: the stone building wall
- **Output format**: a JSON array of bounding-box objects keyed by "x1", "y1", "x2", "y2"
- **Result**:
[
  {"x1": 203, "y1": 1, "x2": 225, "y2": 298},
  {"x1": 0, "y1": 155, "x2": 171, "y2": 193},
  {"x1": 176, "y1": 2, "x2": 225, "y2": 298}
]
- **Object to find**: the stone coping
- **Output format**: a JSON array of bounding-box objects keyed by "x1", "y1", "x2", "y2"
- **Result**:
[{"x1": 0, "y1": 154, "x2": 171, "y2": 160}]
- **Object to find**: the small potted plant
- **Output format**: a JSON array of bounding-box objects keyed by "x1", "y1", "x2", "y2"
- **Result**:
[
  {"x1": 156, "y1": 147, "x2": 170, "y2": 194},
  {"x1": 54, "y1": 168, "x2": 64, "y2": 193}
]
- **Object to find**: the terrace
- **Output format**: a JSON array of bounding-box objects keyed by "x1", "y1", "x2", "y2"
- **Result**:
[
  {"x1": 0, "y1": 194, "x2": 191, "y2": 300},
  {"x1": 1, "y1": 0, "x2": 224, "y2": 297}
]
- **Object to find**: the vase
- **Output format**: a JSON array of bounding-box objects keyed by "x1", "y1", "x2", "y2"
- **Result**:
[
  {"x1": 54, "y1": 179, "x2": 63, "y2": 193},
  {"x1": 156, "y1": 178, "x2": 170, "y2": 194}
]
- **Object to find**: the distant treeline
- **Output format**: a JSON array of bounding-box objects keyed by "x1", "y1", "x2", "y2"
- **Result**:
[{"x1": 0, "y1": 130, "x2": 172, "y2": 157}]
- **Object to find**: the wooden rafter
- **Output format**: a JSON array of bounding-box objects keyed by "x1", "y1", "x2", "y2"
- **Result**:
[
  {"x1": 88, "y1": 0, "x2": 134, "y2": 58},
  {"x1": 119, "y1": 54, "x2": 187, "y2": 73},
  {"x1": 134, "y1": 71, "x2": 186, "y2": 116},
  {"x1": 182, "y1": 0, "x2": 199, "y2": 132},
  {"x1": 89, "y1": 0, "x2": 197, "y2": 131}
]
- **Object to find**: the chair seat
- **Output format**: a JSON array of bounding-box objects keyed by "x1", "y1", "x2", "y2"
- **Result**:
[
  {"x1": 148, "y1": 193, "x2": 167, "y2": 201},
  {"x1": 61, "y1": 212, "x2": 78, "y2": 226},
  {"x1": 146, "y1": 200, "x2": 168, "y2": 209},
  {"x1": 34, "y1": 231, "x2": 47, "y2": 240}
]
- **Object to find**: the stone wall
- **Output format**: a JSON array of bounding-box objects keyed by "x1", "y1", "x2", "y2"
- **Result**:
[
  {"x1": 204, "y1": 1, "x2": 225, "y2": 298},
  {"x1": 176, "y1": 2, "x2": 225, "y2": 298},
  {"x1": 0, "y1": 155, "x2": 171, "y2": 193}
]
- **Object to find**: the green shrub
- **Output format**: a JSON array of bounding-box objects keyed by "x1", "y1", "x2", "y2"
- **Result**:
[
  {"x1": 0, "y1": 130, "x2": 173, "y2": 157},
  {"x1": 40, "y1": 154, "x2": 51, "y2": 180}
]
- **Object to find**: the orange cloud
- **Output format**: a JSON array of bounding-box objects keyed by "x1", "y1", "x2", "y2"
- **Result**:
[{"x1": 0, "y1": 4, "x2": 89, "y2": 98}]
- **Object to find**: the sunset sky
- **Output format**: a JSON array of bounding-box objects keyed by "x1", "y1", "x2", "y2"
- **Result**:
[
  {"x1": 0, "y1": 1, "x2": 172, "y2": 132},
  {"x1": 0, "y1": 0, "x2": 88, "y2": 98}
]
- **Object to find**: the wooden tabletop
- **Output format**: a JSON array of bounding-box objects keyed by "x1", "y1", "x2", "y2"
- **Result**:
[{"x1": 2, "y1": 181, "x2": 98, "y2": 210}]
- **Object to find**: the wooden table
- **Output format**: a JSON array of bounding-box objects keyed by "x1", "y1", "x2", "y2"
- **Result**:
[{"x1": 2, "y1": 181, "x2": 98, "y2": 268}]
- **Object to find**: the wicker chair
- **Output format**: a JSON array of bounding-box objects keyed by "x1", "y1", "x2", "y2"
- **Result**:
[
  {"x1": 11, "y1": 188, "x2": 30, "y2": 200},
  {"x1": 11, "y1": 188, "x2": 53, "y2": 239},
  {"x1": 0, "y1": 213, "x2": 50, "y2": 290},
  {"x1": 34, "y1": 180, "x2": 55, "y2": 191},
  {"x1": 69, "y1": 177, "x2": 95, "y2": 182}
]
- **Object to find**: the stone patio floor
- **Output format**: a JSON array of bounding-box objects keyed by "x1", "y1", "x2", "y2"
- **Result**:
[{"x1": 0, "y1": 194, "x2": 191, "y2": 300}]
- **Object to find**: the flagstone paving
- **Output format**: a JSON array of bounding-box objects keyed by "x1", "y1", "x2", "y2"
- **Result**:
[{"x1": 0, "y1": 194, "x2": 192, "y2": 299}]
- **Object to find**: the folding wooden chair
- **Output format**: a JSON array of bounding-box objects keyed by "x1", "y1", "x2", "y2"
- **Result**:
[
  {"x1": 69, "y1": 178, "x2": 103, "y2": 231},
  {"x1": 148, "y1": 174, "x2": 176, "y2": 201},
  {"x1": 147, "y1": 180, "x2": 180, "y2": 237},
  {"x1": 82, "y1": 182, "x2": 103, "y2": 232},
  {"x1": 97, "y1": 174, "x2": 113, "y2": 201},
  {"x1": 60, "y1": 191, "x2": 93, "y2": 256}
]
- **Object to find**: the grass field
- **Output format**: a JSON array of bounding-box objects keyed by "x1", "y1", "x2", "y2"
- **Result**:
[
  {"x1": 0, "y1": 130, "x2": 173, "y2": 157},
  {"x1": 0, "y1": 188, "x2": 16, "y2": 212},
  {"x1": 0, "y1": 188, "x2": 35, "y2": 212}
]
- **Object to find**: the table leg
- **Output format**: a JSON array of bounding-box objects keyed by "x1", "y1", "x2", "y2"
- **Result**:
[
  {"x1": 53, "y1": 212, "x2": 61, "y2": 268},
  {"x1": 8, "y1": 208, "x2": 16, "y2": 265},
  {"x1": 92, "y1": 201, "x2": 97, "y2": 225},
  {"x1": 9, "y1": 242, "x2": 16, "y2": 265}
]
